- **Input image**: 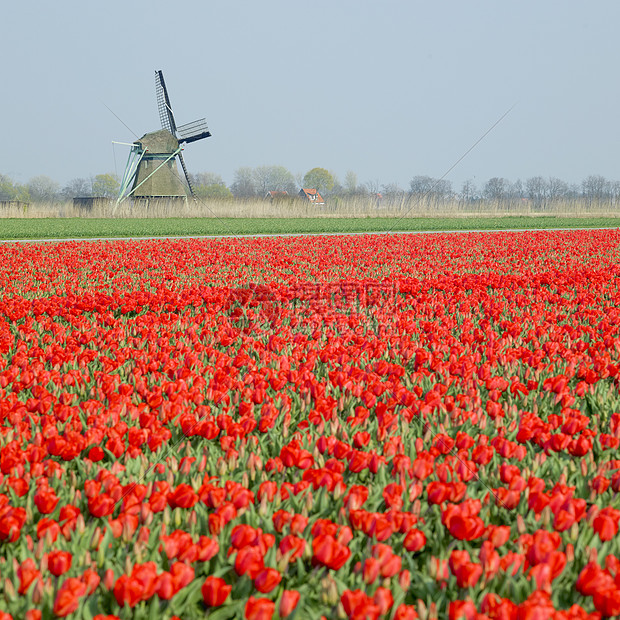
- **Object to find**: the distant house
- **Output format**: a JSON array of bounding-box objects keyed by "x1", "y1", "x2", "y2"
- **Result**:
[
  {"x1": 299, "y1": 188, "x2": 325, "y2": 205},
  {"x1": 265, "y1": 190, "x2": 289, "y2": 201}
]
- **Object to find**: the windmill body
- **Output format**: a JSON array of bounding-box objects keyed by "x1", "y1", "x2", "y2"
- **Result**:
[
  {"x1": 117, "y1": 70, "x2": 211, "y2": 206},
  {"x1": 131, "y1": 130, "x2": 187, "y2": 198}
]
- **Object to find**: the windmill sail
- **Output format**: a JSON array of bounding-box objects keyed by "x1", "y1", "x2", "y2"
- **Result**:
[
  {"x1": 155, "y1": 70, "x2": 177, "y2": 135},
  {"x1": 177, "y1": 118, "x2": 211, "y2": 144}
]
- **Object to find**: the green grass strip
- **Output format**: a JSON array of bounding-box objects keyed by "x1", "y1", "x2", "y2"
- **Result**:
[{"x1": 0, "y1": 216, "x2": 618, "y2": 240}]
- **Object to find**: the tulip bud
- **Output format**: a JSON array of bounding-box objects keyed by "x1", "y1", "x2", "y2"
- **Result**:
[
  {"x1": 103, "y1": 569, "x2": 115, "y2": 590},
  {"x1": 587, "y1": 547, "x2": 598, "y2": 563},
  {"x1": 76, "y1": 514, "x2": 85, "y2": 535},
  {"x1": 333, "y1": 483, "x2": 344, "y2": 501},
  {"x1": 320, "y1": 575, "x2": 339, "y2": 606},
  {"x1": 32, "y1": 576, "x2": 44, "y2": 604},
  {"x1": 417, "y1": 599, "x2": 428, "y2": 620},
  {"x1": 399, "y1": 569, "x2": 411, "y2": 590},
  {"x1": 587, "y1": 505, "x2": 599, "y2": 523},
  {"x1": 412, "y1": 499, "x2": 421, "y2": 516},
  {"x1": 4, "y1": 578, "x2": 15, "y2": 600},
  {"x1": 218, "y1": 460, "x2": 228, "y2": 476},
  {"x1": 35, "y1": 539, "x2": 45, "y2": 560},
  {"x1": 140, "y1": 503, "x2": 151, "y2": 524},
  {"x1": 133, "y1": 542, "x2": 145, "y2": 563},
  {"x1": 429, "y1": 602, "x2": 438, "y2": 620}
]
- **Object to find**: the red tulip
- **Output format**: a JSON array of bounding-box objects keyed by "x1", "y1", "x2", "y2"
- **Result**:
[
  {"x1": 254, "y1": 567, "x2": 282, "y2": 593},
  {"x1": 167, "y1": 484, "x2": 198, "y2": 509},
  {"x1": 449, "y1": 600, "x2": 477, "y2": 620},
  {"x1": 373, "y1": 587, "x2": 394, "y2": 615},
  {"x1": 278, "y1": 534, "x2": 305, "y2": 562},
  {"x1": 17, "y1": 558, "x2": 40, "y2": 594},
  {"x1": 170, "y1": 562, "x2": 194, "y2": 590},
  {"x1": 279, "y1": 590, "x2": 300, "y2": 617},
  {"x1": 82, "y1": 569, "x2": 100, "y2": 595},
  {"x1": 155, "y1": 572, "x2": 175, "y2": 600},
  {"x1": 202, "y1": 576, "x2": 231, "y2": 607},
  {"x1": 88, "y1": 494, "x2": 116, "y2": 518},
  {"x1": 576, "y1": 562, "x2": 607, "y2": 596},
  {"x1": 403, "y1": 528, "x2": 426, "y2": 552},
  {"x1": 312, "y1": 534, "x2": 351, "y2": 570},
  {"x1": 363, "y1": 557, "x2": 380, "y2": 584},
  {"x1": 36, "y1": 518, "x2": 60, "y2": 542},
  {"x1": 235, "y1": 546, "x2": 264, "y2": 578},
  {"x1": 394, "y1": 604, "x2": 419, "y2": 620},
  {"x1": 245, "y1": 596, "x2": 275, "y2": 620},
  {"x1": 47, "y1": 550, "x2": 72, "y2": 577},
  {"x1": 33, "y1": 488, "x2": 59, "y2": 514},
  {"x1": 53, "y1": 577, "x2": 87, "y2": 617}
]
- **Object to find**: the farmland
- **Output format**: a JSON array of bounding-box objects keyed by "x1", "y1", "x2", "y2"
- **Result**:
[
  {"x1": 0, "y1": 215, "x2": 619, "y2": 241},
  {"x1": 0, "y1": 229, "x2": 620, "y2": 618}
]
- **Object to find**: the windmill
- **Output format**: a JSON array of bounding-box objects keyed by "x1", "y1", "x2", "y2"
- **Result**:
[{"x1": 116, "y1": 70, "x2": 211, "y2": 205}]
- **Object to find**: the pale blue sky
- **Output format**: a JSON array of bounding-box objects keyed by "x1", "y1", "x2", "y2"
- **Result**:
[{"x1": 2, "y1": 1, "x2": 619, "y2": 191}]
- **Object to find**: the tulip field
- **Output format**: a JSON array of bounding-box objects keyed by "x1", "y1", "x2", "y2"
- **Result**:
[{"x1": 2, "y1": 229, "x2": 620, "y2": 619}]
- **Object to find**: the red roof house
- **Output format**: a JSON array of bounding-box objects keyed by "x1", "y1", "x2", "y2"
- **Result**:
[
  {"x1": 299, "y1": 188, "x2": 325, "y2": 205},
  {"x1": 265, "y1": 190, "x2": 289, "y2": 200}
]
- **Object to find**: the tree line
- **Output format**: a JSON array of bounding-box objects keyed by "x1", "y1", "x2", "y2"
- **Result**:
[{"x1": 2, "y1": 167, "x2": 620, "y2": 208}]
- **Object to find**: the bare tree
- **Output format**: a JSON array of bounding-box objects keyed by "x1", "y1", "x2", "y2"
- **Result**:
[
  {"x1": 230, "y1": 167, "x2": 257, "y2": 199},
  {"x1": 27, "y1": 175, "x2": 60, "y2": 202},
  {"x1": 60, "y1": 177, "x2": 93, "y2": 199},
  {"x1": 548, "y1": 177, "x2": 569, "y2": 201},
  {"x1": 253, "y1": 165, "x2": 296, "y2": 195},
  {"x1": 409, "y1": 175, "x2": 435, "y2": 195},
  {"x1": 459, "y1": 179, "x2": 478, "y2": 203},
  {"x1": 344, "y1": 170, "x2": 357, "y2": 194},
  {"x1": 483, "y1": 177, "x2": 510, "y2": 204},
  {"x1": 363, "y1": 179, "x2": 381, "y2": 195},
  {"x1": 525, "y1": 176, "x2": 548, "y2": 208},
  {"x1": 189, "y1": 172, "x2": 225, "y2": 187},
  {"x1": 582, "y1": 175, "x2": 610, "y2": 206}
]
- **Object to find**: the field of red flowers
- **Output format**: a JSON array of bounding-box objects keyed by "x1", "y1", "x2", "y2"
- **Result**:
[{"x1": 1, "y1": 230, "x2": 620, "y2": 619}]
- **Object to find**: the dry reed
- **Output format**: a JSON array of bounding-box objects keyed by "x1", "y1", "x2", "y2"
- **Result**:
[{"x1": 1, "y1": 197, "x2": 619, "y2": 219}]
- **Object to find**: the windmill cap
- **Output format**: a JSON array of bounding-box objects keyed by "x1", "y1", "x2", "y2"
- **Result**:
[{"x1": 135, "y1": 129, "x2": 179, "y2": 153}]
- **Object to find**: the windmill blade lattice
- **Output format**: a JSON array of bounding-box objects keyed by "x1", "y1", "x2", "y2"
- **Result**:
[
  {"x1": 177, "y1": 151, "x2": 196, "y2": 199},
  {"x1": 155, "y1": 70, "x2": 177, "y2": 135}
]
